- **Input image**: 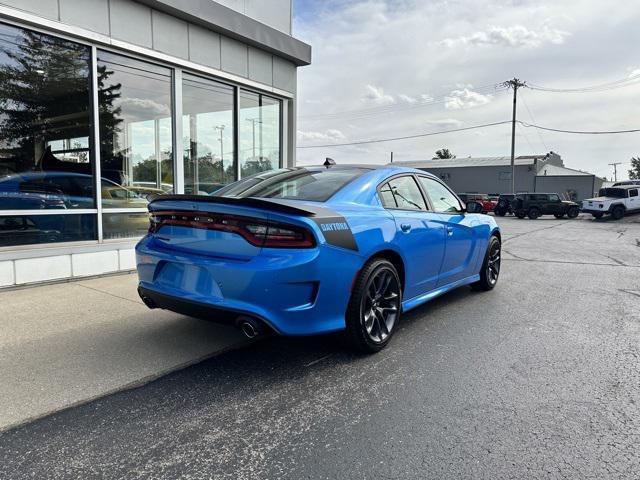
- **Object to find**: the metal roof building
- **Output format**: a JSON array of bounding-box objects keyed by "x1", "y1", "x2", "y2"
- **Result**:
[{"x1": 393, "y1": 153, "x2": 604, "y2": 201}]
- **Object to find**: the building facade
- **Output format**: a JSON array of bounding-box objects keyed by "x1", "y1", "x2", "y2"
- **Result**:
[
  {"x1": 0, "y1": 0, "x2": 310, "y2": 287},
  {"x1": 395, "y1": 153, "x2": 603, "y2": 202}
]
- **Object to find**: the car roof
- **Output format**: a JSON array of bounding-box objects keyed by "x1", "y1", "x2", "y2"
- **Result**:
[{"x1": 605, "y1": 184, "x2": 638, "y2": 190}]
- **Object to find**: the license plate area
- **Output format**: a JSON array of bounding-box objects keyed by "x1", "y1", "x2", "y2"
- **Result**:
[{"x1": 155, "y1": 262, "x2": 223, "y2": 298}]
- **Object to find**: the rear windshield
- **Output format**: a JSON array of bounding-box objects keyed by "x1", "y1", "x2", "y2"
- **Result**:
[
  {"x1": 599, "y1": 188, "x2": 626, "y2": 198},
  {"x1": 214, "y1": 167, "x2": 369, "y2": 202}
]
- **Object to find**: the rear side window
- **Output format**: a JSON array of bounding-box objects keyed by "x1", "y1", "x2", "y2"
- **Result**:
[
  {"x1": 630, "y1": 189, "x2": 638, "y2": 197},
  {"x1": 380, "y1": 176, "x2": 427, "y2": 210},
  {"x1": 418, "y1": 176, "x2": 462, "y2": 213}
]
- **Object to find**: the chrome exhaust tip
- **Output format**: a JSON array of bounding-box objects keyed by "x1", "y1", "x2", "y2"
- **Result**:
[
  {"x1": 240, "y1": 321, "x2": 258, "y2": 338},
  {"x1": 237, "y1": 316, "x2": 263, "y2": 339}
]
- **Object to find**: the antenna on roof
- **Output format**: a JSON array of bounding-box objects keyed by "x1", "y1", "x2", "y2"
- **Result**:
[{"x1": 324, "y1": 157, "x2": 336, "y2": 168}]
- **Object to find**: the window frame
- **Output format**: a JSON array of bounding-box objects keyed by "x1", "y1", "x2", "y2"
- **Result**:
[
  {"x1": 415, "y1": 175, "x2": 465, "y2": 214},
  {"x1": 376, "y1": 174, "x2": 431, "y2": 212}
]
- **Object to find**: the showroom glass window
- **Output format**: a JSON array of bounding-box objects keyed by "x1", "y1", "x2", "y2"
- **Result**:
[
  {"x1": 0, "y1": 22, "x2": 96, "y2": 246},
  {"x1": 239, "y1": 91, "x2": 281, "y2": 178},
  {"x1": 182, "y1": 74, "x2": 235, "y2": 194},
  {"x1": 97, "y1": 51, "x2": 173, "y2": 239}
]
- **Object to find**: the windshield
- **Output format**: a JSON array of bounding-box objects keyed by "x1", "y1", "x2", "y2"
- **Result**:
[
  {"x1": 598, "y1": 188, "x2": 626, "y2": 198},
  {"x1": 214, "y1": 167, "x2": 370, "y2": 202}
]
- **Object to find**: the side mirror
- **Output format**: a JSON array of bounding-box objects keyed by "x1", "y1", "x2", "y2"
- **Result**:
[{"x1": 465, "y1": 201, "x2": 483, "y2": 213}]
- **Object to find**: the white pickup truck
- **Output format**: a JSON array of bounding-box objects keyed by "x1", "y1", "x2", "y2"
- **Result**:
[{"x1": 582, "y1": 185, "x2": 640, "y2": 219}]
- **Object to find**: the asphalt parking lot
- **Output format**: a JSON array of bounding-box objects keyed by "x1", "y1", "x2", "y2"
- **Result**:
[{"x1": 1, "y1": 213, "x2": 639, "y2": 479}]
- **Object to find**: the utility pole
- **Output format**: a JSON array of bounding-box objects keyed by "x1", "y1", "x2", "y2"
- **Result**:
[
  {"x1": 246, "y1": 118, "x2": 261, "y2": 159},
  {"x1": 502, "y1": 78, "x2": 527, "y2": 193},
  {"x1": 390, "y1": 151, "x2": 394, "y2": 163},
  {"x1": 608, "y1": 162, "x2": 622, "y2": 182},
  {"x1": 215, "y1": 125, "x2": 225, "y2": 160}
]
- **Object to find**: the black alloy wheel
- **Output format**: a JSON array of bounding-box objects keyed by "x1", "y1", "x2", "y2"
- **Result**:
[
  {"x1": 528, "y1": 208, "x2": 540, "y2": 219},
  {"x1": 612, "y1": 205, "x2": 625, "y2": 220},
  {"x1": 345, "y1": 259, "x2": 402, "y2": 353},
  {"x1": 567, "y1": 207, "x2": 579, "y2": 218},
  {"x1": 472, "y1": 235, "x2": 501, "y2": 291}
]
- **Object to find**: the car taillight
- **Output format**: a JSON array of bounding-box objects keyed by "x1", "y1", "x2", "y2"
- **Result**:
[{"x1": 149, "y1": 211, "x2": 316, "y2": 248}]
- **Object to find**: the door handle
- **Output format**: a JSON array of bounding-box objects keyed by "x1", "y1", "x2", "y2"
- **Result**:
[
  {"x1": 400, "y1": 223, "x2": 412, "y2": 233},
  {"x1": 446, "y1": 226, "x2": 454, "y2": 236}
]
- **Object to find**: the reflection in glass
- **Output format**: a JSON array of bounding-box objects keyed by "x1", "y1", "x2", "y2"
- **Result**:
[
  {"x1": 239, "y1": 91, "x2": 281, "y2": 178},
  {"x1": 182, "y1": 74, "x2": 235, "y2": 194},
  {"x1": 97, "y1": 51, "x2": 173, "y2": 207},
  {"x1": 0, "y1": 214, "x2": 96, "y2": 247},
  {"x1": 0, "y1": 22, "x2": 94, "y2": 214},
  {"x1": 102, "y1": 212, "x2": 149, "y2": 240}
]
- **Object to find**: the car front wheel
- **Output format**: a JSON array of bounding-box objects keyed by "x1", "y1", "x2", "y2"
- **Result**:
[
  {"x1": 611, "y1": 205, "x2": 625, "y2": 220},
  {"x1": 567, "y1": 207, "x2": 579, "y2": 218},
  {"x1": 472, "y1": 235, "x2": 501, "y2": 291},
  {"x1": 345, "y1": 258, "x2": 402, "y2": 353}
]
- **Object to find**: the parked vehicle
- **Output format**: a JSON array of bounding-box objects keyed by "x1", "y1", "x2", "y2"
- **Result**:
[
  {"x1": 612, "y1": 180, "x2": 640, "y2": 187},
  {"x1": 457, "y1": 193, "x2": 497, "y2": 214},
  {"x1": 136, "y1": 165, "x2": 501, "y2": 353},
  {"x1": 493, "y1": 194, "x2": 516, "y2": 216},
  {"x1": 582, "y1": 186, "x2": 640, "y2": 219},
  {"x1": 512, "y1": 193, "x2": 580, "y2": 219}
]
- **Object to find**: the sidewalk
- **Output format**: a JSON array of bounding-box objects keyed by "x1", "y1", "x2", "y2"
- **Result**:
[{"x1": 0, "y1": 273, "x2": 247, "y2": 432}]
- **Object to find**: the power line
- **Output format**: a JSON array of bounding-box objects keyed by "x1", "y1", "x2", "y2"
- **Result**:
[
  {"x1": 518, "y1": 121, "x2": 640, "y2": 135},
  {"x1": 297, "y1": 121, "x2": 512, "y2": 148},
  {"x1": 528, "y1": 74, "x2": 640, "y2": 93},
  {"x1": 520, "y1": 91, "x2": 549, "y2": 152}
]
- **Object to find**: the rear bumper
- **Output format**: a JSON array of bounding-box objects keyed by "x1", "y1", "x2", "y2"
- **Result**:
[
  {"x1": 138, "y1": 286, "x2": 274, "y2": 332},
  {"x1": 135, "y1": 234, "x2": 361, "y2": 335}
]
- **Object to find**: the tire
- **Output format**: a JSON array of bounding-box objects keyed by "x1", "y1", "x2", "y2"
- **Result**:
[
  {"x1": 494, "y1": 208, "x2": 506, "y2": 217},
  {"x1": 515, "y1": 210, "x2": 526, "y2": 219},
  {"x1": 528, "y1": 208, "x2": 540, "y2": 219},
  {"x1": 567, "y1": 207, "x2": 579, "y2": 219},
  {"x1": 611, "y1": 205, "x2": 625, "y2": 220},
  {"x1": 472, "y1": 235, "x2": 501, "y2": 291},
  {"x1": 345, "y1": 258, "x2": 402, "y2": 353},
  {"x1": 554, "y1": 213, "x2": 564, "y2": 219},
  {"x1": 591, "y1": 212, "x2": 604, "y2": 219}
]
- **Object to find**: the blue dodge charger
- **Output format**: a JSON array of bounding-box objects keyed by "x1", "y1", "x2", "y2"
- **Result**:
[{"x1": 136, "y1": 164, "x2": 501, "y2": 352}]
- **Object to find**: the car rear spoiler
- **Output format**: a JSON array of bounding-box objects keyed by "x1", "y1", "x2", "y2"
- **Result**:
[
  {"x1": 148, "y1": 194, "x2": 323, "y2": 217},
  {"x1": 148, "y1": 194, "x2": 359, "y2": 251}
]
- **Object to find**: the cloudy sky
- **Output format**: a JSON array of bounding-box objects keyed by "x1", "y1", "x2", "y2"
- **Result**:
[{"x1": 292, "y1": 0, "x2": 639, "y2": 180}]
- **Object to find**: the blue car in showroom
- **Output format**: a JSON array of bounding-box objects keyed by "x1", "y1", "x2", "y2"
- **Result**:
[{"x1": 136, "y1": 163, "x2": 501, "y2": 352}]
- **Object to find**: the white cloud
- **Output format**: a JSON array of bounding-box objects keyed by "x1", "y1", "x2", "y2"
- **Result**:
[
  {"x1": 424, "y1": 118, "x2": 463, "y2": 128},
  {"x1": 398, "y1": 94, "x2": 417, "y2": 104},
  {"x1": 444, "y1": 88, "x2": 492, "y2": 110},
  {"x1": 442, "y1": 24, "x2": 570, "y2": 48},
  {"x1": 628, "y1": 69, "x2": 640, "y2": 78},
  {"x1": 362, "y1": 84, "x2": 395, "y2": 105},
  {"x1": 297, "y1": 129, "x2": 346, "y2": 143}
]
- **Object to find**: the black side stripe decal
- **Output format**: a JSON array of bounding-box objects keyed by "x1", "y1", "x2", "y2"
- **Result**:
[{"x1": 311, "y1": 216, "x2": 358, "y2": 251}]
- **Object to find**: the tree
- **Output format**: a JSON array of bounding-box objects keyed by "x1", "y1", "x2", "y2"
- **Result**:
[
  {"x1": 434, "y1": 148, "x2": 455, "y2": 159},
  {"x1": 629, "y1": 157, "x2": 640, "y2": 180}
]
